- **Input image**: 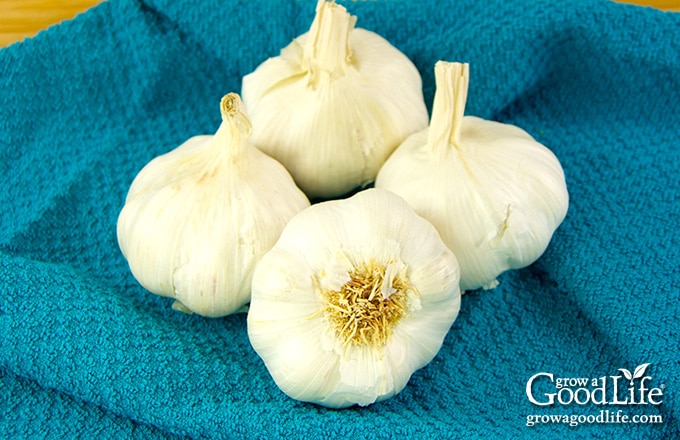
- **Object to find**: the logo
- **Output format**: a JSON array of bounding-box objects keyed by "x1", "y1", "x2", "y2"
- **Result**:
[
  {"x1": 524, "y1": 364, "x2": 665, "y2": 427},
  {"x1": 526, "y1": 363, "x2": 664, "y2": 406}
]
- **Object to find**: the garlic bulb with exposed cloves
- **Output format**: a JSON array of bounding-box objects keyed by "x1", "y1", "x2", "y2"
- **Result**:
[
  {"x1": 247, "y1": 188, "x2": 461, "y2": 408},
  {"x1": 376, "y1": 61, "x2": 569, "y2": 291},
  {"x1": 117, "y1": 93, "x2": 310, "y2": 317},
  {"x1": 241, "y1": 0, "x2": 428, "y2": 200}
]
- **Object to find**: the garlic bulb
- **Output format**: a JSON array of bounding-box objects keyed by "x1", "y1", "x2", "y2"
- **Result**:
[
  {"x1": 375, "y1": 61, "x2": 569, "y2": 291},
  {"x1": 241, "y1": 0, "x2": 428, "y2": 200},
  {"x1": 117, "y1": 93, "x2": 310, "y2": 317},
  {"x1": 247, "y1": 188, "x2": 461, "y2": 408}
]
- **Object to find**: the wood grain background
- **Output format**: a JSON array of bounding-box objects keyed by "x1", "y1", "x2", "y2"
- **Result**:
[{"x1": 1, "y1": 0, "x2": 679, "y2": 48}]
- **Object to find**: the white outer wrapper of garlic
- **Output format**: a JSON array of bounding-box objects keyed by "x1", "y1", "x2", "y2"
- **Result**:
[
  {"x1": 248, "y1": 188, "x2": 461, "y2": 408},
  {"x1": 242, "y1": 0, "x2": 428, "y2": 200},
  {"x1": 117, "y1": 94, "x2": 310, "y2": 317},
  {"x1": 376, "y1": 61, "x2": 569, "y2": 291}
]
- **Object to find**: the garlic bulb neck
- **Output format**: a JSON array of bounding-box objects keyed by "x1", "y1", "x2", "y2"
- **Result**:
[
  {"x1": 215, "y1": 93, "x2": 252, "y2": 159},
  {"x1": 427, "y1": 61, "x2": 470, "y2": 152},
  {"x1": 221, "y1": 93, "x2": 252, "y2": 135},
  {"x1": 303, "y1": 0, "x2": 356, "y2": 88}
]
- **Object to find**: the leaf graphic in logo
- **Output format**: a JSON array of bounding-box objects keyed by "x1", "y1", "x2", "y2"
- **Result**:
[
  {"x1": 618, "y1": 368, "x2": 633, "y2": 382},
  {"x1": 633, "y1": 363, "x2": 650, "y2": 379}
]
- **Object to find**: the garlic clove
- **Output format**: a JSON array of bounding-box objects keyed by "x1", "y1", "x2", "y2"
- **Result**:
[
  {"x1": 248, "y1": 188, "x2": 460, "y2": 408},
  {"x1": 241, "y1": 0, "x2": 428, "y2": 200},
  {"x1": 376, "y1": 61, "x2": 569, "y2": 291},
  {"x1": 117, "y1": 93, "x2": 310, "y2": 317}
]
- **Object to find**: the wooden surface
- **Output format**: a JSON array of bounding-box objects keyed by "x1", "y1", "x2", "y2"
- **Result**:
[
  {"x1": 0, "y1": 0, "x2": 102, "y2": 48},
  {"x1": 0, "y1": 0, "x2": 679, "y2": 48}
]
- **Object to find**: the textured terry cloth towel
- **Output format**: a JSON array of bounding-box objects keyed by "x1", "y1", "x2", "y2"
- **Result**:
[{"x1": 1, "y1": 0, "x2": 678, "y2": 438}]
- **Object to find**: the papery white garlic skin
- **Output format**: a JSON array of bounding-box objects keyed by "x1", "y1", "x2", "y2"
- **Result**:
[
  {"x1": 241, "y1": 0, "x2": 428, "y2": 200},
  {"x1": 247, "y1": 188, "x2": 461, "y2": 408},
  {"x1": 117, "y1": 94, "x2": 310, "y2": 317},
  {"x1": 376, "y1": 61, "x2": 569, "y2": 291}
]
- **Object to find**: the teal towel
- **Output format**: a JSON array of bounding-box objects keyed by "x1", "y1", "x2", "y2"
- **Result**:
[{"x1": 1, "y1": 0, "x2": 678, "y2": 438}]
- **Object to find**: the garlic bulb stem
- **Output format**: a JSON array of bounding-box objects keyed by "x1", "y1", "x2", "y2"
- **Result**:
[
  {"x1": 215, "y1": 93, "x2": 252, "y2": 159},
  {"x1": 303, "y1": 0, "x2": 356, "y2": 88},
  {"x1": 427, "y1": 62, "x2": 470, "y2": 151},
  {"x1": 221, "y1": 93, "x2": 252, "y2": 135}
]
